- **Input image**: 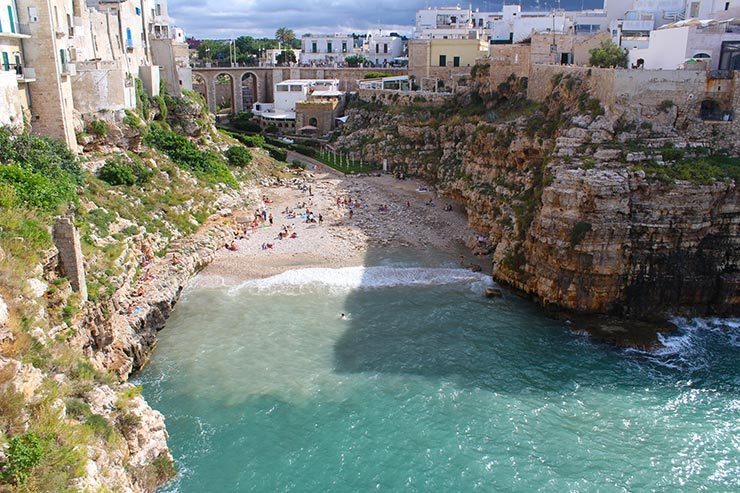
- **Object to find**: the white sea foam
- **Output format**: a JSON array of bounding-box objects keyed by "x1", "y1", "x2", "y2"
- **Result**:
[
  {"x1": 626, "y1": 317, "x2": 740, "y2": 371},
  {"x1": 227, "y1": 266, "x2": 494, "y2": 295}
]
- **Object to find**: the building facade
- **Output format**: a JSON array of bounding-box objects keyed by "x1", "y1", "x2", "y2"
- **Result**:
[
  {"x1": 0, "y1": 0, "x2": 33, "y2": 131},
  {"x1": 252, "y1": 79, "x2": 343, "y2": 135},
  {"x1": 0, "y1": 0, "x2": 187, "y2": 150}
]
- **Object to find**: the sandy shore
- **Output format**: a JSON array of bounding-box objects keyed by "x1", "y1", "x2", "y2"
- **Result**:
[{"x1": 203, "y1": 164, "x2": 478, "y2": 284}]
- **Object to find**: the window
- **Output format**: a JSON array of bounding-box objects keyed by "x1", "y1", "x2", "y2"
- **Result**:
[
  {"x1": 2, "y1": 53, "x2": 9, "y2": 71},
  {"x1": 690, "y1": 2, "x2": 700, "y2": 17},
  {"x1": 375, "y1": 44, "x2": 379, "y2": 54},
  {"x1": 327, "y1": 41, "x2": 332, "y2": 53},
  {"x1": 312, "y1": 42, "x2": 317, "y2": 53},
  {"x1": 453, "y1": 56, "x2": 460, "y2": 67},
  {"x1": 439, "y1": 54, "x2": 446, "y2": 66},
  {"x1": 8, "y1": 5, "x2": 16, "y2": 33},
  {"x1": 725, "y1": 2, "x2": 730, "y2": 10},
  {"x1": 126, "y1": 27, "x2": 133, "y2": 48},
  {"x1": 342, "y1": 41, "x2": 347, "y2": 52},
  {"x1": 383, "y1": 43, "x2": 388, "y2": 53},
  {"x1": 135, "y1": 7, "x2": 141, "y2": 15},
  {"x1": 156, "y1": 3, "x2": 162, "y2": 16},
  {"x1": 59, "y1": 48, "x2": 66, "y2": 72}
]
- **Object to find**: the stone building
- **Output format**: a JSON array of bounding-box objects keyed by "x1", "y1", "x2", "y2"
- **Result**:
[
  {"x1": 0, "y1": 0, "x2": 33, "y2": 132},
  {"x1": 252, "y1": 79, "x2": 344, "y2": 135},
  {"x1": 409, "y1": 37, "x2": 489, "y2": 90},
  {"x1": 2, "y1": 0, "x2": 186, "y2": 150}
]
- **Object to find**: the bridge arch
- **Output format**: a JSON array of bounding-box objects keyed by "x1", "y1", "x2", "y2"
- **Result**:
[
  {"x1": 240, "y1": 72, "x2": 259, "y2": 113},
  {"x1": 214, "y1": 73, "x2": 236, "y2": 116}
]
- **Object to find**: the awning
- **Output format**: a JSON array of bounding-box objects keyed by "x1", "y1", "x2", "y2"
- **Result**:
[
  {"x1": 336, "y1": 116, "x2": 349, "y2": 123},
  {"x1": 298, "y1": 125, "x2": 318, "y2": 131}
]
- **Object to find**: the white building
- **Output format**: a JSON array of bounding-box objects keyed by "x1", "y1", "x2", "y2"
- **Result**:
[
  {"x1": 488, "y1": 6, "x2": 573, "y2": 44},
  {"x1": 363, "y1": 30, "x2": 405, "y2": 66},
  {"x1": 300, "y1": 34, "x2": 357, "y2": 65},
  {"x1": 262, "y1": 48, "x2": 300, "y2": 66},
  {"x1": 252, "y1": 79, "x2": 340, "y2": 125},
  {"x1": 414, "y1": 5, "x2": 596, "y2": 44},
  {"x1": 0, "y1": 0, "x2": 33, "y2": 131},
  {"x1": 628, "y1": 16, "x2": 740, "y2": 69},
  {"x1": 414, "y1": 6, "x2": 483, "y2": 39}
]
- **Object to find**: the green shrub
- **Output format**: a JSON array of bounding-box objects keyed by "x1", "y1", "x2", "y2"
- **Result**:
[
  {"x1": 264, "y1": 124, "x2": 278, "y2": 134},
  {"x1": 0, "y1": 129, "x2": 81, "y2": 210},
  {"x1": 99, "y1": 155, "x2": 152, "y2": 186},
  {"x1": 1, "y1": 432, "x2": 47, "y2": 485},
  {"x1": 364, "y1": 71, "x2": 392, "y2": 79},
  {"x1": 224, "y1": 146, "x2": 252, "y2": 167},
  {"x1": 658, "y1": 99, "x2": 675, "y2": 113},
  {"x1": 99, "y1": 158, "x2": 135, "y2": 186},
  {"x1": 570, "y1": 222, "x2": 593, "y2": 246},
  {"x1": 588, "y1": 40, "x2": 628, "y2": 68},
  {"x1": 586, "y1": 98, "x2": 605, "y2": 117},
  {"x1": 0, "y1": 164, "x2": 77, "y2": 211},
  {"x1": 116, "y1": 412, "x2": 141, "y2": 436},
  {"x1": 64, "y1": 398, "x2": 92, "y2": 420},
  {"x1": 84, "y1": 414, "x2": 115, "y2": 442},
  {"x1": 135, "y1": 78, "x2": 150, "y2": 120},
  {"x1": 89, "y1": 120, "x2": 108, "y2": 138},
  {"x1": 154, "y1": 95, "x2": 168, "y2": 121},
  {"x1": 232, "y1": 112, "x2": 261, "y2": 132},
  {"x1": 264, "y1": 145, "x2": 287, "y2": 162},
  {"x1": 123, "y1": 110, "x2": 143, "y2": 128},
  {"x1": 236, "y1": 134, "x2": 266, "y2": 148},
  {"x1": 660, "y1": 146, "x2": 685, "y2": 162},
  {"x1": 290, "y1": 143, "x2": 317, "y2": 157},
  {"x1": 144, "y1": 126, "x2": 236, "y2": 185}
]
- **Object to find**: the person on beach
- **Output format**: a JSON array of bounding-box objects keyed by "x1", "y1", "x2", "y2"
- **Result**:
[
  {"x1": 269, "y1": 213, "x2": 273, "y2": 226},
  {"x1": 319, "y1": 214, "x2": 323, "y2": 225},
  {"x1": 349, "y1": 209, "x2": 354, "y2": 220}
]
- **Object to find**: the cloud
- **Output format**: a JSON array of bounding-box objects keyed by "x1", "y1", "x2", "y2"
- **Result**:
[{"x1": 169, "y1": 0, "x2": 605, "y2": 39}]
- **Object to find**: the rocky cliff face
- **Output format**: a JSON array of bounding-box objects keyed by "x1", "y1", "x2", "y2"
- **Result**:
[
  {"x1": 336, "y1": 74, "x2": 739, "y2": 319},
  {"x1": 0, "y1": 91, "x2": 269, "y2": 490}
]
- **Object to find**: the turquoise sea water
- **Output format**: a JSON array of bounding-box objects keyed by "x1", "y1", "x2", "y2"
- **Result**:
[{"x1": 137, "y1": 252, "x2": 740, "y2": 492}]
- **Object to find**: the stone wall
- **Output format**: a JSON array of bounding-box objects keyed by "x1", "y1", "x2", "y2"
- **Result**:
[
  {"x1": 357, "y1": 89, "x2": 453, "y2": 106},
  {"x1": 526, "y1": 65, "x2": 739, "y2": 147},
  {"x1": 72, "y1": 62, "x2": 131, "y2": 114},
  {"x1": 52, "y1": 217, "x2": 88, "y2": 301}
]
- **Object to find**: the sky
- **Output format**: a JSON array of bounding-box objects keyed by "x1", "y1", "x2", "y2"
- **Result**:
[{"x1": 169, "y1": 0, "x2": 605, "y2": 40}]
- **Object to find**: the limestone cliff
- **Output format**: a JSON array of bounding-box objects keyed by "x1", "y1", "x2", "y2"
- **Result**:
[{"x1": 336, "y1": 73, "x2": 739, "y2": 319}]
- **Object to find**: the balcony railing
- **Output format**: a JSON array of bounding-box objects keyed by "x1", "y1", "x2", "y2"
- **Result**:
[{"x1": 16, "y1": 66, "x2": 35, "y2": 82}]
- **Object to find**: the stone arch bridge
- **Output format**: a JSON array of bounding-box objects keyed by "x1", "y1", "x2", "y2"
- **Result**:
[{"x1": 191, "y1": 67, "x2": 406, "y2": 114}]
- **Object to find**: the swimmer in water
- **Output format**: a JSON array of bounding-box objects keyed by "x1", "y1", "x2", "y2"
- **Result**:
[{"x1": 340, "y1": 313, "x2": 347, "y2": 320}]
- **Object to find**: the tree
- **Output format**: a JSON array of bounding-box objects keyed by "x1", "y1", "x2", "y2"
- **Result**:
[
  {"x1": 275, "y1": 27, "x2": 295, "y2": 47},
  {"x1": 588, "y1": 41, "x2": 628, "y2": 69},
  {"x1": 345, "y1": 55, "x2": 367, "y2": 67},
  {"x1": 276, "y1": 50, "x2": 297, "y2": 66}
]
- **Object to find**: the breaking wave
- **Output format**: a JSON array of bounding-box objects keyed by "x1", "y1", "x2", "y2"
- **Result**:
[
  {"x1": 227, "y1": 266, "x2": 494, "y2": 295},
  {"x1": 625, "y1": 317, "x2": 740, "y2": 372}
]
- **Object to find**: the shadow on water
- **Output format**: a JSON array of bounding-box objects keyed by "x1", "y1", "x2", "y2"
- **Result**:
[{"x1": 331, "y1": 243, "x2": 739, "y2": 394}]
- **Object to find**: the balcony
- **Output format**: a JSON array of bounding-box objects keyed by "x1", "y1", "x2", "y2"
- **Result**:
[
  {"x1": 61, "y1": 63, "x2": 77, "y2": 77},
  {"x1": 0, "y1": 23, "x2": 32, "y2": 39},
  {"x1": 16, "y1": 66, "x2": 35, "y2": 83}
]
